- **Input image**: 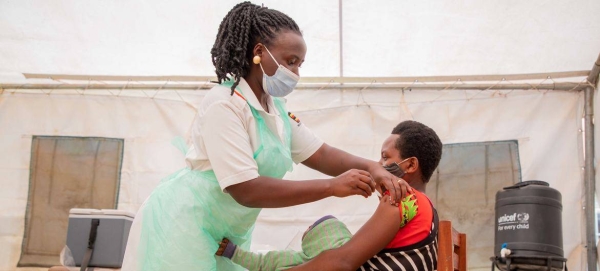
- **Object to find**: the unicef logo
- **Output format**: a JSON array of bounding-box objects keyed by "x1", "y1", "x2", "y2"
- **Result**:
[
  {"x1": 498, "y1": 212, "x2": 531, "y2": 231},
  {"x1": 517, "y1": 213, "x2": 529, "y2": 223}
]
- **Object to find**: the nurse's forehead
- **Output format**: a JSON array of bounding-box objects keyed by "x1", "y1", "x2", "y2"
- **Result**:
[{"x1": 269, "y1": 31, "x2": 306, "y2": 56}]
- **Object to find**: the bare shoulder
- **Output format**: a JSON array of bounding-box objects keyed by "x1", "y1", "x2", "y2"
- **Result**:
[{"x1": 376, "y1": 195, "x2": 403, "y2": 214}]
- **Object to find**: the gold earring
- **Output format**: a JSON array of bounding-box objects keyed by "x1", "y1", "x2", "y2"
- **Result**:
[{"x1": 253, "y1": 55, "x2": 261, "y2": 64}]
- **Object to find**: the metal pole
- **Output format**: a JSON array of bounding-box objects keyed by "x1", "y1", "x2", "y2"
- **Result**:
[
  {"x1": 585, "y1": 51, "x2": 600, "y2": 271},
  {"x1": 587, "y1": 52, "x2": 600, "y2": 85},
  {"x1": 338, "y1": 0, "x2": 343, "y2": 78},
  {"x1": 584, "y1": 85, "x2": 597, "y2": 271},
  {"x1": 0, "y1": 82, "x2": 589, "y2": 91},
  {"x1": 22, "y1": 70, "x2": 591, "y2": 83}
]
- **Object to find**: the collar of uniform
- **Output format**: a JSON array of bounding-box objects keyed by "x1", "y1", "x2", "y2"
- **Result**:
[{"x1": 237, "y1": 77, "x2": 279, "y2": 116}]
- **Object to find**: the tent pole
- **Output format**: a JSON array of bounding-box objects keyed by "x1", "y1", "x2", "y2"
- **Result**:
[
  {"x1": 584, "y1": 85, "x2": 597, "y2": 271},
  {"x1": 338, "y1": 0, "x2": 343, "y2": 78},
  {"x1": 587, "y1": 52, "x2": 600, "y2": 85},
  {"x1": 22, "y1": 70, "x2": 591, "y2": 83},
  {"x1": 584, "y1": 51, "x2": 600, "y2": 271},
  {"x1": 0, "y1": 82, "x2": 589, "y2": 91}
]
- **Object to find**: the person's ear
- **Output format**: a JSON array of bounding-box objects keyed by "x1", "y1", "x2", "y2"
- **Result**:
[
  {"x1": 252, "y1": 43, "x2": 264, "y2": 62},
  {"x1": 404, "y1": 157, "x2": 419, "y2": 174}
]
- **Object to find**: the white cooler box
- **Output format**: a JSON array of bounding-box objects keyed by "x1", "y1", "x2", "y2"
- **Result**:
[{"x1": 66, "y1": 208, "x2": 135, "y2": 268}]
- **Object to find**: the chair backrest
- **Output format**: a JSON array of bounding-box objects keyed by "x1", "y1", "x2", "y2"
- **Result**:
[{"x1": 438, "y1": 220, "x2": 467, "y2": 271}]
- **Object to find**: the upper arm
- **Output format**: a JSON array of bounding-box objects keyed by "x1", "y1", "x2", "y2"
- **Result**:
[
  {"x1": 288, "y1": 197, "x2": 401, "y2": 271},
  {"x1": 288, "y1": 112, "x2": 324, "y2": 164},
  {"x1": 337, "y1": 197, "x2": 401, "y2": 268},
  {"x1": 200, "y1": 101, "x2": 259, "y2": 191},
  {"x1": 300, "y1": 143, "x2": 327, "y2": 172}
]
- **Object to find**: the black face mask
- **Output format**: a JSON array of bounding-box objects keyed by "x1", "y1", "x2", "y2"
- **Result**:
[
  {"x1": 383, "y1": 162, "x2": 405, "y2": 178},
  {"x1": 382, "y1": 157, "x2": 413, "y2": 178}
]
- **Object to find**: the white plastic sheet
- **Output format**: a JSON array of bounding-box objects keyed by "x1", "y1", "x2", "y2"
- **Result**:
[
  {"x1": 1, "y1": 0, "x2": 599, "y2": 269},
  {"x1": 1, "y1": 1, "x2": 599, "y2": 77},
  {"x1": 0, "y1": 87, "x2": 586, "y2": 270}
]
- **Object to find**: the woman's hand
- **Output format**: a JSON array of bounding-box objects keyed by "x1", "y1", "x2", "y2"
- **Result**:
[
  {"x1": 368, "y1": 164, "x2": 413, "y2": 205},
  {"x1": 330, "y1": 169, "x2": 376, "y2": 198},
  {"x1": 215, "y1": 238, "x2": 230, "y2": 256}
]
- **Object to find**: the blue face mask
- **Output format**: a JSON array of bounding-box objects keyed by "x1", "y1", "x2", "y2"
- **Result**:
[{"x1": 260, "y1": 46, "x2": 300, "y2": 97}]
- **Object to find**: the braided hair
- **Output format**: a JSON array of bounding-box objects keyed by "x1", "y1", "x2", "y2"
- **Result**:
[{"x1": 211, "y1": 1, "x2": 301, "y2": 94}]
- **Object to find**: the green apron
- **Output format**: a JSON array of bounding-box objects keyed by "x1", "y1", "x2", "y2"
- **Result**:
[{"x1": 134, "y1": 83, "x2": 294, "y2": 270}]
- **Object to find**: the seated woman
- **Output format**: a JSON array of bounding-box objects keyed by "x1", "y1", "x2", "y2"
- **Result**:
[
  {"x1": 217, "y1": 120, "x2": 443, "y2": 271},
  {"x1": 287, "y1": 120, "x2": 443, "y2": 271}
]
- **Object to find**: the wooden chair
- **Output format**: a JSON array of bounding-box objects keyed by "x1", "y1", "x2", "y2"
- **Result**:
[{"x1": 438, "y1": 220, "x2": 467, "y2": 271}]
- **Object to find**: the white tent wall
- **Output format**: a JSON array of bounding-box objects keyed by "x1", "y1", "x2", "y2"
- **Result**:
[
  {"x1": 1, "y1": 1, "x2": 599, "y2": 77},
  {"x1": 0, "y1": 0, "x2": 341, "y2": 77},
  {"x1": 1, "y1": 0, "x2": 599, "y2": 270},
  {"x1": 0, "y1": 92, "x2": 203, "y2": 270},
  {"x1": 270, "y1": 88, "x2": 585, "y2": 271},
  {"x1": 0, "y1": 88, "x2": 586, "y2": 270}
]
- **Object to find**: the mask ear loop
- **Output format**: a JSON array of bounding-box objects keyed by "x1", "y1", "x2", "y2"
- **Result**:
[
  {"x1": 259, "y1": 62, "x2": 266, "y2": 74},
  {"x1": 403, "y1": 157, "x2": 419, "y2": 176},
  {"x1": 385, "y1": 157, "x2": 411, "y2": 167},
  {"x1": 263, "y1": 45, "x2": 279, "y2": 66},
  {"x1": 259, "y1": 45, "x2": 279, "y2": 74},
  {"x1": 398, "y1": 157, "x2": 413, "y2": 165}
]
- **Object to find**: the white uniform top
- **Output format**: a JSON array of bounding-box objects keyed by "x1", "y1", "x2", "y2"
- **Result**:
[{"x1": 185, "y1": 78, "x2": 324, "y2": 191}]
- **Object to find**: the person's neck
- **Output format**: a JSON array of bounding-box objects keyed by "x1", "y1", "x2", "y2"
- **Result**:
[
  {"x1": 244, "y1": 74, "x2": 269, "y2": 112},
  {"x1": 412, "y1": 182, "x2": 426, "y2": 193},
  {"x1": 405, "y1": 176, "x2": 426, "y2": 193}
]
